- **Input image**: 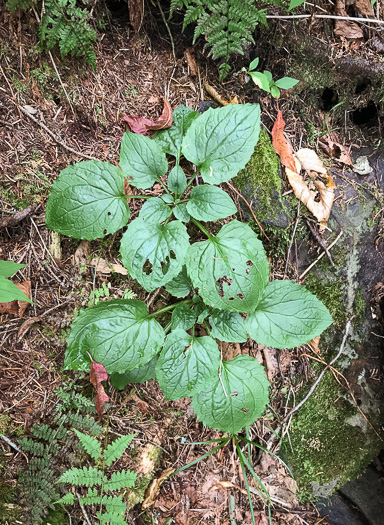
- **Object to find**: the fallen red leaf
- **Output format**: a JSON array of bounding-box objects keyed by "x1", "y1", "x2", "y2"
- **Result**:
[
  {"x1": 122, "y1": 96, "x2": 173, "y2": 135},
  {"x1": 271, "y1": 111, "x2": 297, "y2": 173},
  {"x1": 0, "y1": 281, "x2": 31, "y2": 318},
  {"x1": 87, "y1": 351, "x2": 109, "y2": 421}
]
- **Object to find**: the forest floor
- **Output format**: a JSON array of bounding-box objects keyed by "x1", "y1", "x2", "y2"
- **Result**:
[{"x1": 0, "y1": 3, "x2": 383, "y2": 525}]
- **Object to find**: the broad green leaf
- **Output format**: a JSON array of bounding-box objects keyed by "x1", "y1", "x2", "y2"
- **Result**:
[
  {"x1": 289, "y1": 0, "x2": 306, "y2": 9},
  {"x1": 154, "y1": 104, "x2": 199, "y2": 159},
  {"x1": 0, "y1": 276, "x2": 32, "y2": 303},
  {"x1": 165, "y1": 266, "x2": 193, "y2": 298},
  {"x1": 171, "y1": 302, "x2": 196, "y2": 331},
  {"x1": 162, "y1": 194, "x2": 174, "y2": 204},
  {"x1": 45, "y1": 160, "x2": 130, "y2": 241},
  {"x1": 274, "y1": 77, "x2": 299, "y2": 89},
  {"x1": 191, "y1": 355, "x2": 270, "y2": 434},
  {"x1": 120, "y1": 218, "x2": 189, "y2": 291},
  {"x1": 173, "y1": 203, "x2": 190, "y2": 223},
  {"x1": 182, "y1": 104, "x2": 261, "y2": 184},
  {"x1": 186, "y1": 185, "x2": 237, "y2": 221},
  {"x1": 168, "y1": 165, "x2": 187, "y2": 194},
  {"x1": 209, "y1": 309, "x2": 247, "y2": 343},
  {"x1": 245, "y1": 280, "x2": 333, "y2": 349},
  {"x1": 249, "y1": 72, "x2": 271, "y2": 93},
  {"x1": 119, "y1": 132, "x2": 168, "y2": 189},
  {"x1": 0, "y1": 260, "x2": 26, "y2": 278},
  {"x1": 104, "y1": 434, "x2": 136, "y2": 466},
  {"x1": 138, "y1": 197, "x2": 172, "y2": 223},
  {"x1": 74, "y1": 429, "x2": 101, "y2": 460},
  {"x1": 104, "y1": 470, "x2": 137, "y2": 491},
  {"x1": 64, "y1": 299, "x2": 165, "y2": 373},
  {"x1": 156, "y1": 330, "x2": 220, "y2": 400},
  {"x1": 270, "y1": 86, "x2": 281, "y2": 99},
  {"x1": 186, "y1": 221, "x2": 269, "y2": 313},
  {"x1": 110, "y1": 355, "x2": 158, "y2": 389},
  {"x1": 249, "y1": 57, "x2": 259, "y2": 71},
  {"x1": 263, "y1": 70, "x2": 273, "y2": 84}
]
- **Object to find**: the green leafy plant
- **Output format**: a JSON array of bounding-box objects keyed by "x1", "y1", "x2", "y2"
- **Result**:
[
  {"x1": 170, "y1": 0, "x2": 267, "y2": 80},
  {"x1": 56, "y1": 431, "x2": 137, "y2": 525},
  {"x1": 246, "y1": 57, "x2": 299, "y2": 98},
  {"x1": 6, "y1": 0, "x2": 97, "y2": 70},
  {"x1": 45, "y1": 103, "x2": 333, "y2": 438},
  {"x1": 0, "y1": 260, "x2": 32, "y2": 303}
]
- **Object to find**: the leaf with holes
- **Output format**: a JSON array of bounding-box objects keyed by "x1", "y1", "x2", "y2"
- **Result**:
[
  {"x1": 120, "y1": 218, "x2": 190, "y2": 291},
  {"x1": 182, "y1": 104, "x2": 260, "y2": 184},
  {"x1": 110, "y1": 355, "x2": 158, "y2": 389},
  {"x1": 186, "y1": 221, "x2": 269, "y2": 313},
  {"x1": 164, "y1": 266, "x2": 193, "y2": 298},
  {"x1": 245, "y1": 280, "x2": 333, "y2": 349},
  {"x1": 45, "y1": 160, "x2": 130, "y2": 241},
  {"x1": 119, "y1": 132, "x2": 168, "y2": 189},
  {"x1": 209, "y1": 309, "x2": 247, "y2": 343},
  {"x1": 156, "y1": 330, "x2": 220, "y2": 400},
  {"x1": 154, "y1": 104, "x2": 199, "y2": 159},
  {"x1": 138, "y1": 197, "x2": 172, "y2": 224},
  {"x1": 64, "y1": 299, "x2": 165, "y2": 373},
  {"x1": 186, "y1": 185, "x2": 237, "y2": 221},
  {"x1": 191, "y1": 355, "x2": 270, "y2": 434}
]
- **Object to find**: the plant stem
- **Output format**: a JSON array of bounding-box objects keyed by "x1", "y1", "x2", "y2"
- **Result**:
[
  {"x1": 148, "y1": 299, "x2": 192, "y2": 318},
  {"x1": 159, "y1": 179, "x2": 171, "y2": 194},
  {"x1": 190, "y1": 217, "x2": 212, "y2": 238},
  {"x1": 123, "y1": 194, "x2": 151, "y2": 199}
]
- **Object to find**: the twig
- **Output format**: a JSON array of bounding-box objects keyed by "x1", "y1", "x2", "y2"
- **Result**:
[
  {"x1": 282, "y1": 319, "x2": 352, "y2": 423},
  {"x1": 1, "y1": 434, "x2": 22, "y2": 453},
  {"x1": 299, "y1": 230, "x2": 343, "y2": 279},
  {"x1": 224, "y1": 181, "x2": 270, "y2": 241},
  {"x1": 305, "y1": 218, "x2": 334, "y2": 266},
  {"x1": 75, "y1": 492, "x2": 92, "y2": 525},
  {"x1": 48, "y1": 51, "x2": 74, "y2": 114},
  {"x1": 17, "y1": 105, "x2": 96, "y2": 160},
  {"x1": 265, "y1": 14, "x2": 384, "y2": 25},
  {"x1": 0, "y1": 204, "x2": 37, "y2": 229},
  {"x1": 283, "y1": 202, "x2": 300, "y2": 279},
  {"x1": 156, "y1": 0, "x2": 176, "y2": 65}
]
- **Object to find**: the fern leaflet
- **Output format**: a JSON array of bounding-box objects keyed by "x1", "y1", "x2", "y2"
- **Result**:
[
  {"x1": 104, "y1": 469, "x2": 137, "y2": 491},
  {"x1": 74, "y1": 429, "x2": 102, "y2": 460},
  {"x1": 104, "y1": 434, "x2": 136, "y2": 467},
  {"x1": 58, "y1": 466, "x2": 103, "y2": 487}
]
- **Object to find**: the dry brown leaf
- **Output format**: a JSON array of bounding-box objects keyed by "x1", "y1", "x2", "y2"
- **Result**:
[
  {"x1": 0, "y1": 281, "x2": 31, "y2": 318},
  {"x1": 130, "y1": 392, "x2": 149, "y2": 413},
  {"x1": 90, "y1": 258, "x2": 128, "y2": 275},
  {"x1": 142, "y1": 467, "x2": 175, "y2": 509},
  {"x1": 272, "y1": 111, "x2": 297, "y2": 173},
  {"x1": 308, "y1": 336, "x2": 321, "y2": 354},
  {"x1": 122, "y1": 96, "x2": 172, "y2": 135},
  {"x1": 184, "y1": 47, "x2": 197, "y2": 76},
  {"x1": 334, "y1": 0, "x2": 364, "y2": 39},
  {"x1": 87, "y1": 351, "x2": 109, "y2": 421},
  {"x1": 204, "y1": 83, "x2": 230, "y2": 106},
  {"x1": 356, "y1": 0, "x2": 374, "y2": 18},
  {"x1": 295, "y1": 148, "x2": 327, "y2": 175},
  {"x1": 319, "y1": 138, "x2": 352, "y2": 165},
  {"x1": 74, "y1": 240, "x2": 91, "y2": 265},
  {"x1": 18, "y1": 316, "x2": 42, "y2": 340}
]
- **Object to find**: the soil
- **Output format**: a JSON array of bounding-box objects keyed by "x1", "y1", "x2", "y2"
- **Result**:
[{"x1": 0, "y1": 2, "x2": 383, "y2": 525}]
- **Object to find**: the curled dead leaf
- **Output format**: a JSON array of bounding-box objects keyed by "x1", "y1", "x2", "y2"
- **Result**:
[
  {"x1": 272, "y1": 111, "x2": 297, "y2": 173},
  {"x1": 184, "y1": 47, "x2": 197, "y2": 76},
  {"x1": 122, "y1": 96, "x2": 172, "y2": 135},
  {"x1": 74, "y1": 240, "x2": 91, "y2": 265},
  {"x1": 319, "y1": 138, "x2": 352, "y2": 165},
  {"x1": 0, "y1": 281, "x2": 31, "y2": 318},
  {"x1": 307, "y1": 336, "x2": 321, "y2": 354},
  {"x1": 87, "y1": 352, "x2": 109, "y2": 421},
  {"x1": 142, "y1": 467, "x2": 175, "y2": 509},
  {"x1": 90, "y1": 258, "x2": 128, "y2": 275},
  {"x1": 295, "y1": 148, "x2": 327, "y2": 175}
]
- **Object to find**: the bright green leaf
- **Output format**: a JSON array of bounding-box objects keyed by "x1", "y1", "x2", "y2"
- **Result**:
[
  {"x1": 119, "y1": 132, "x2": 168, "y2": 189},
  {"x1": 138, "y1": 197, "x2": 172, "y2": 224},
  {"x1": 168, "y1": 165, "x2": 187, "y2": 194},
  {"x1": 0, "y1": 260, "x2": 26, "y2": 278},
  {"x1": 173, "y1": 203, "x2": 190, "y2": 223},
  {"x1": 186, "y1": 221, "x2": 269, "y2": 313},
  {"x1": 171, "y1": 302, "x2": 196, "y2": 331},
  {"x1": 289, "y1": 0, "x2": 306, "y2": 9},
  {"x1": 249, "y1": 57, "x2": 259, "y2": 71},
  {"x1": 245, "y1": 280, "x2": 333, "y2": 349},
  {"x1": 186, "y1": 185, "x2": 237, "y2": 221},
  {"x1": 156, "y1": 330, "x2": 220, "y2": 400},
  {"x1": 110, "y1": 355, "x2": 158, "y2": 389},
  {"x1": 182, "y1": 104, "x2": 261, "y2": 184},
  {"x1": 58, "y1": 466, "x2": 103, "y2": 487},
  {"x1": 164, "y1": 266, "x2": 193, "y2": 298},
  {"x1": 274, "y1": 77, "x2": 299, "y2": 90},
  {"x1": 120, "y1": 218, "x2": 189, "y2": 291},
  {"x1": 0, "y1": 276, "x2": 32, "y2": 303},
  {"x1": 104, "y1": 470, "x2": 137, "y2": 491},
  {"x1": 102, "y1": 494, "x2": 126, "y2": 514},
  {"x1": 249, "y1": 72, "x2": 271, "y2": 93},
  {"x1": 45, "y1": 160, "x2": 130, "y2": 241},
  {"x1": 64, "y1": 299, "x2": 165, "y2": 373},
  {"x1": 263, "y1": 70, "x2": 273, "y2": 84},
  {"x1": 74, "y1": 429, "x2": 101, "y2": 460},
  {"x1": 209, "y1": 309, "x2": 247, "y2": 343},
  {"x1": 270, "y1": 85, "x2": 281, "y2": 99},
  {"x1": 191, "y1": 355, "x2": 270, "y2": 434},
  {"x1": 153, "y1": 104, "x2": 199, "y2": 159},
  {"x1": 104, "y1": 434, "x2": 136, "y2": 467}
]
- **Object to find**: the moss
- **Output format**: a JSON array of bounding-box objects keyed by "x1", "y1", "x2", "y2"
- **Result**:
[
  {"x1": 1, "y1": 171, "x2": 51, "y2": 210},
  {"x1": 235, "y1": 129, "x2": 282, "y2": 223},
  {"x1": 282, "y1": 369, "x2": 382, "y2": 502},
  {"x1": 352, "y1": 287, "x2": 366, "y2": 327},
  {"x1": 42, "y1": 507, "x2": 67, "y2": 525},
  {"x1": 304, "y1": 272, "x2": 346, "y2": 328}
]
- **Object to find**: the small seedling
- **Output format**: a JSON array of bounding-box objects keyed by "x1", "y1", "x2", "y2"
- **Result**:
[{"x1": 245, "y1": 58, "x2": 299, "y2": 98}]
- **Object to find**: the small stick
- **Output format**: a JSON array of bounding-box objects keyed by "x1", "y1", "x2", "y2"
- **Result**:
[
  {"x1": 299, "y1": 230, "x2": 343, "y2": 279},
  {"x1": 1, "y1": 434, "x2": 22, "y2": 453},
  {"x1": 0, "y1": 204, "x2": 37, "y2": 229},
  {"x1": 305, "y1": 218, "x2": 334, "y2": 266},
  {"x1": 265, "y1": 14, "x2": 384, "y2": 25},
  {"x1": 48, "y1": 51, "x2": 74, "y2": 114},
  {"x1": 283, "y1": 202, "x2": 300, "y2": 279},
  {"x1": 75, "y1": 492, "x2": 92, "y2": 525},
  {"x1": 17, "y1": 105, "x2": 96, "y2": 160}
]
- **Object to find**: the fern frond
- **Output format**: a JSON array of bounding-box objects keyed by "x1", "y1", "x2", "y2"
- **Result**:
[
  {"x1": 74, "y1": 429, "x2": 102, "y2": 460},
  {"x1": 104, "y1": 469, "x2": 137, "y2": 491},
  {"x1": 104, "y1": 434, "x2": 136, "y2": 467},
  {"x1": 79, "y1": 487, "x2": 101, "y2": 505},
  {"x1": 18, "y1": 437, "x2": 46, "y2": 456},
  {"x1": 66, "y1": 413, "x2": 102, "y2": 435},
  {"x1": 58, "y1": 466, "x2": 103, "y2": 487},
  {"x1": 55, "y1": 492, "x2": 75, "y2": 505},
  {"x1": 102, "y1": 494, "x2": 126, "y2": 514},
  {"x1": 98, "y1": 512, "x2": 128, "y2": 525}
]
